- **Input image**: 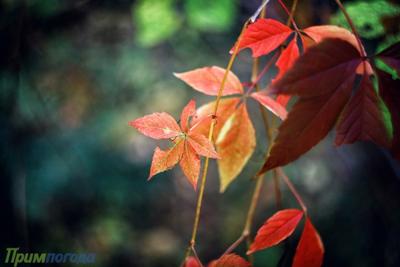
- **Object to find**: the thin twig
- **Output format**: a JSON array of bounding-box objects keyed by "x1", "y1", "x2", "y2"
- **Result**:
[
  {"x1": 277, "y1": 0, "x2": 300, "y2": 31},
  {"x1": 287, "y1": 0, "x2": 299, "y2": 27},
  {"x1": 334, "y1": 0, "x2": 367, "y2": 58},
  {"x1": 276, "y1": 168, "x2": 307, "y2": 212}
]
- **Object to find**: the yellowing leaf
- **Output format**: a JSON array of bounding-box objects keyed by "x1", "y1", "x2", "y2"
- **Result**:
[
  {"x1": 216, "y1": 103, "x2": 255, "y2": 192},
  {"x1": 190, "y1": 98, "x2": 240, "y2": 138}
]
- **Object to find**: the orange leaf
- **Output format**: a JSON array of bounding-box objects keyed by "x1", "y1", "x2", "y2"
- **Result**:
[
  {"x1": 149, "y1": 141, "x2": 184, "y2": 179},
  {"x1": 335, "y1": 73, "x2": 391, "y2": 148},
  {"x1": 235, "y1": 18, "x2": 292, "y2": 57},
  {"x1": 216, "y1": 104, "x2": 255, "y2": 192},
  {"x1": 180, "y1": 143, "x2": 201, "y2": 189},
  {"x1": 292, "y1": 218, "x2": 324, "y2": 267},
  {"x1": 190, "y1": 98, "x2": 240, "y2": 138},
  {"x1": 188, "y1": 133, "x2": 219, "y2": 159},
  {"x1": 208, "y1": 254, "x2": 251, "y2": 267},
  {"x1": 377, "y1": 69, "x2": 400, "y2": 160},
  {"x1": 181, "y1": 99, "x2": 196, "y2": 132},
  {"x1": 129, "y1": 112, "x2": 181, "y2": 139},
  {"x1": 259, "y1": 39, "x2": 361, "y2": 173},
  {"x1": 248, "y1": 209, "x2": 304, "y2": 254},
  {"x1": 250, "y1": 91, "x2": 288, "y2": 120},
  {"x1": 174, "y1": 66, "x2": 243, "y2": 96}
]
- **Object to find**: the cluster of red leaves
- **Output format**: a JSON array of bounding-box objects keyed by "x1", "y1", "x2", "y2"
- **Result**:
[
  {"x1": 254, "y1": 32, "x2": 399, "y2": 174},
  {"x1": 234, "y1": 18, "x2": 359, "y2": 106},
  {"x1": 129, "y1": 10, "x2": 400, "y2": 267},
  {"x1": 248, "y1": 209, "x2": 323, "y2": 267}
]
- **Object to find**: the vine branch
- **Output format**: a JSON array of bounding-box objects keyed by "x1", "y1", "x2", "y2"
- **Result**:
[{"x1": 184, "y1": 20, "x2": 250, "y2": 261}]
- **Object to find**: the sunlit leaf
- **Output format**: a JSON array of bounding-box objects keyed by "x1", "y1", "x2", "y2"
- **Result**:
[
  {"x1": 129, "y1": 112, "x2": 181, "y2": 139},
  {"x1": 234, "y1": 18, "x2": 292, "y2": 57},
  {"x1": 216, "y1": 104, "x2": 255, "y2": 192},
  {"x1": 248, "y1": 209, "x2": 304, "y2": 254},
  {"x1": 174, "y1": 66, "x2": 243, "y2": 96}
]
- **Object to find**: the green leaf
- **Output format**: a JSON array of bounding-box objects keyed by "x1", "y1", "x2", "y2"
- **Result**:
[
  {"x1": 331, "y1": 0, "x2": 400, "y2": 39},
  {"x1": 185, "y1": 0, "x2": 237, "y2": 32},
  {"x1": 133, "y1": 0, "x2": 181, "y2": 47},
  {"x1": 375, "y1": 34, "x2": 400, "y2": 79}
]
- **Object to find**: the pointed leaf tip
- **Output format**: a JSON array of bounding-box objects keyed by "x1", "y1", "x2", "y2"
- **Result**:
[{"x1": 292, "y1": 218, "x2": 324, "y2": 267}]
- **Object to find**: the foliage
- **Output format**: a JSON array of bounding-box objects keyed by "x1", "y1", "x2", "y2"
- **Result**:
[{"x1": 130, "y1": 0, "x2": 400, "y2": 266}]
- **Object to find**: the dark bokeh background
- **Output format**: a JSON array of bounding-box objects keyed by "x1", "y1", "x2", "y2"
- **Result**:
[{"x1": 1, "y1": 0, "x2": 400, "y2": 266}]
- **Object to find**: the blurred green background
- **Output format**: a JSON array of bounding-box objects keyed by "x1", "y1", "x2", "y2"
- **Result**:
[{"x1": 1, "y1": 0, "x2": 400, "y2": 266}]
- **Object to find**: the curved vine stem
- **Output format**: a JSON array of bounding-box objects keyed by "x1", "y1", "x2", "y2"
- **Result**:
[
  {"x1": 334, "y1": 0, "x2": 367, "y2": 58},
  {"x1": 183, "y1": 20, "x2": 250, "y2": 261}
]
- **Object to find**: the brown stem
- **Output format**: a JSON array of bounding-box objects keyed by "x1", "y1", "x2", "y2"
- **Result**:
[
  {"x1": 287, "y1": 0, "x2": 299, "y2": 27},
  {"x1": 276, "y1": 168, "x2": 307, "y2": 212},
  {"x1": 277, "y1": 0, "x2": 300, "y2": 32},
  {"x1": 223, "y1": 234, "x2": 247, "y2": 255},
  {"x1": 334, "y1": 0, "x2": 367, "y2": 58}
]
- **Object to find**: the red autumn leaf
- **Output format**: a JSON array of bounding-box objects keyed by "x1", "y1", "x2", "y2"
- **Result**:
[
  {"x1": 236, "y1": 19, "x2": 358, "y2": 107},
  {"x1": 174, "y1": 66, "x2": 243, "y2": 96},
  {"x1": 235, "y1": 18, "x2": 292, "y2": 57},
  {"x1": 275, "y1": 38, "x2": 300, "y2": 82},
  {"x1": 183, "y1": 257, "x2": 201, "y2": 267},
  {"x1": 377, "y1": 69, "x2": 400, "y2": 160},
  {"x1": 208, "y1": 254, "x2": 251, "y2": 267},
  {"x1": 259, "y1": 39, "x2": 362, "y2": 173},
  {"x1": 292, "y1": 218, "x2": 324, "y2": 267},
  {"x1": 250, "y1": 91, "x2": 288, "y2": 120},
  {"x1": 216, "y1": 103, "x2": 256, "y2": 192},
  {"x1": 130, "y1": 100, "x2": 218, "y2": 189},
  {"x1": 377, "y1": 42, "x2": 400, "y2": 76},
  {"x1": 248, "y1": 209, "x2": 304, "y2": 254},
  {"x1": 335, "y1": 73, "x2": 391, "y2": 148},
  {"x1": 129, "y1": 112, "x2": 181, "y2": 139}
]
